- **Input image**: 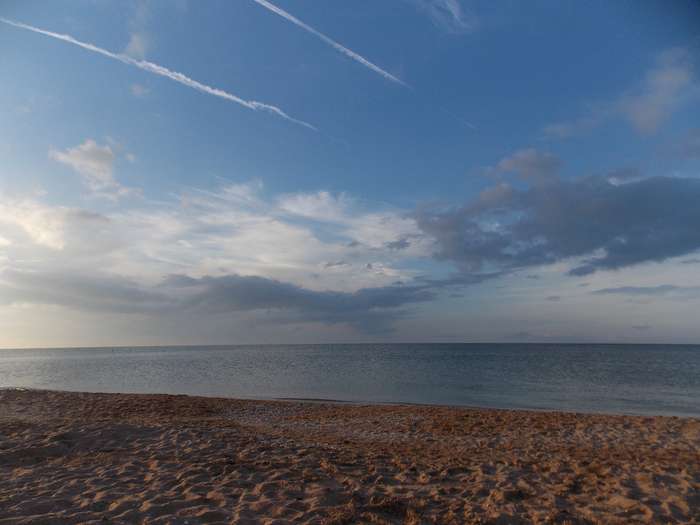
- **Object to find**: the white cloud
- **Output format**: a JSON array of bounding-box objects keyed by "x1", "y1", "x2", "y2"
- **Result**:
[
  {"x1": 0, "y1": 198, "x2": 111, "y2": 251},
  {"x1": 277, "y1": 190, "x2": 429, "y2": 256},
  {"x1": 176, "y1": 186, "x2": 424, "y2": 290},
  {"x1": 278, "y1": 191, "x2": 352, "y2": 223},
  {"x1": 0, "y1": 199, "x2": 69, "y2": 250},
  {"x1": 619, "y1": 48, "x2": 695, "y2": 134},
  {"x1": 216, "y1": 180, "x2": 265, "y2": 206},
  {"x1": 543, "y1": 47, "x2": 697, "y2": 138},
  {"x1": 3, "y1": 178, "x2": 700, "y2": 344},
  {"x1": 49, "y1": 139, "x2": 137, "y2": 199},
  {"x1": 124, "y1": 0, "x2": 150, "y2": 59},
  {"x1": 124, "y1": 32, "x2": 149, "y2": 59},
  {"x1": 349, "y1": 211, "x2": 424, "y2": 253},
  {"x1": 130, "y1": 83, "x2": 150, "y2": 97},
  {"x1": 0, "y1": 182, "x2": 424, "y2": 296},
  {"x1": 413, "y1": 0, "x2": 477, "y2": 34}
]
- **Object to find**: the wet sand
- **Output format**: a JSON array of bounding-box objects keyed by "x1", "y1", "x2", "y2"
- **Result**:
[{"x1": 0, "y1": 389, "x2": 698, "y2": 524}]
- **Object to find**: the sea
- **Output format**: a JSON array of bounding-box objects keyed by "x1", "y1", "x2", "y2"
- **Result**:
[{"x1": 1, "y1": 343, "x2": 699, "y2": 417}]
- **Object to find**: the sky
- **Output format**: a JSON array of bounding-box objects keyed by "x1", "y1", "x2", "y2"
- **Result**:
[{"x1": 1, "y1": 0, "x2": 700, "y2": 348}]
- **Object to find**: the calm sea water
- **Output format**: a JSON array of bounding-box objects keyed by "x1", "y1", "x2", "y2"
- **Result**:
[{"x1": 1, "y1": 344, "x2": 699, "y2": 417}]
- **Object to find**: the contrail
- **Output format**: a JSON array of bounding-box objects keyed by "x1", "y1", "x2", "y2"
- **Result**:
[
  {"x1": 0, "y1": 17, "x2": 316, "y2": 131},
  {"x1": 251, "y1": 1, "x2": 476, "y2": 128},
  {"x1": 252, "y1": 0, "x2": 407, "y2": 87}
]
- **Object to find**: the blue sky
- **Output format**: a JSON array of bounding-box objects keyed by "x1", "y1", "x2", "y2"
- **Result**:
[{"x1": 1, "y1": 0, "x2": 699, "y2": 347}]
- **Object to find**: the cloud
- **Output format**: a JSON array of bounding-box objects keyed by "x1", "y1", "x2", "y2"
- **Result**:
[
  {"x1": 485, "y1": 148, "x2": 561, "y2": 185},
  {"x1": 123, "y1": 0, "x2": 151, "y2": 59},
  {"x1": 674, "y1": 128, "x2": 700, "y2": 159},
  {"x1": 0, "y1": 265, "x2": 437, "y2": 333},
  {"x1": 605, "y1": 167, "x2": 643, "y2": 184},
  {"x1": 619, "y1": 48, "x2": 695, "y2": 133},
  {"x1": 412, "y1": 0, "x2": 477, "y2": 34},
  {"x1": 278, "y1": 191, "x2": 351, "y2": 222},
  {"x1": 278, "y1": 190, "x2": 428, "y2": 257},
  {"x1": 0, "y1": 183, "x2": 442, "y2": 333},
  {"x1": 385, "y1": 238, "x2": 411, "y2": 251},
  {"x1": 130, "y1": 83, "x2": 150, "y2": 97},
  {"x1": 416, "y1": 159, "x2": 700, "y2": 277},
  {"x1": 7, "y1": 170, "x2": 538, "y2": 336},
  {"x1": 591, "y1": 285, "x2": 700, "y2": 297},
  {"x1": 124, "y1": 32, "x2": 149, "y2": 60},
  {"x1": 0, "y1": 18, "x2": 316, "y2": 130},
  {"x1": 541, "y1": 105, "x2": 607, "y2": 139},
  {"x1": 543, "y1": 47, "x2": 697, "y2": 138},
  {"x1": 0, "y1": 198, "x2": 111, "y2": 252},
  {"x1": 49, "y1": 140, "x2": 136, "y2": 199},
  {"x1": 251, "y1": 0, "x2": 406, "y2": 87},
  {"x1": 0, "y1": 269, "x2": 173, "y2": 314},
  {"x1": 0, "y1": 199, "x2": 107, "y2": 250},
  {"x1": 0, "y1": 179, "x2": 428, "y2": 292},
  {"x1": 323, "y1": 260, "x2": 348, "y2": 269},
  {"x1": 8, "y1": 164, "x2": 700, "y2": 337},
  {"x1": 166, "y1": 273, "x2": 435, "y2": 332}
]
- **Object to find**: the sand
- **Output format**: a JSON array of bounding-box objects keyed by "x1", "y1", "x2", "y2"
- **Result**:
[{"x1": 0, "y1": 389, "x2": 698, "y2": 524}]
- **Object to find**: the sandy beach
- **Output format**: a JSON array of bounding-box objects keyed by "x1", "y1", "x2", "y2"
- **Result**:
[{"x1": 0, "y1": 390, "x2": 698, "y2": 524}]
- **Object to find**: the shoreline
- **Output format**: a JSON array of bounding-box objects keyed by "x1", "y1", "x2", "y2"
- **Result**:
[
  {"x1": 3, "y1": 386, "x2": 698, "y2": 420},
  {"x1": 1, "y1": 389, "x2": 699, "y2": 523}
]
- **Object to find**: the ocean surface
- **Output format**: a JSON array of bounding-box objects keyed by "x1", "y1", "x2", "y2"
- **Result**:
[{"x1": 1, "y1": 344, "x2": 699, "y2": 417}]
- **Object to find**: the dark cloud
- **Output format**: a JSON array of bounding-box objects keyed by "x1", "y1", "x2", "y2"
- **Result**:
[
  {"x1": 7, "y1": 166, "x2": 700, "y2": 336},
  {"x1": 384, "y1": 238, "x2": 411, "y2": 251},
  {"x1": 166, "y1": 273, "x2": 436, "y2": 333},
  {"x1": 675, "y1": 129, "x2": 700, "y2": 159},
  {"x1": 0, "y1": 268, "x2": 441, "y2": 333},
  {"x1": 591, "y1": 285, "x2": 700, "y2": 297},
  {"x1": 413, "y1": 271, "x2": 503, "y2": 288},
  {"x1": 416, "y1": 174, "x2": 700, "y2": 277},
  {"x1": 0, "y1": 269, "x2": 173, "y2": 313},
  {"x1": 323, "y1": 261, "x2": 348, "y2": 269},
  {"x1": 546, "y1": 295, "x2": 561, "y2": 302}
]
